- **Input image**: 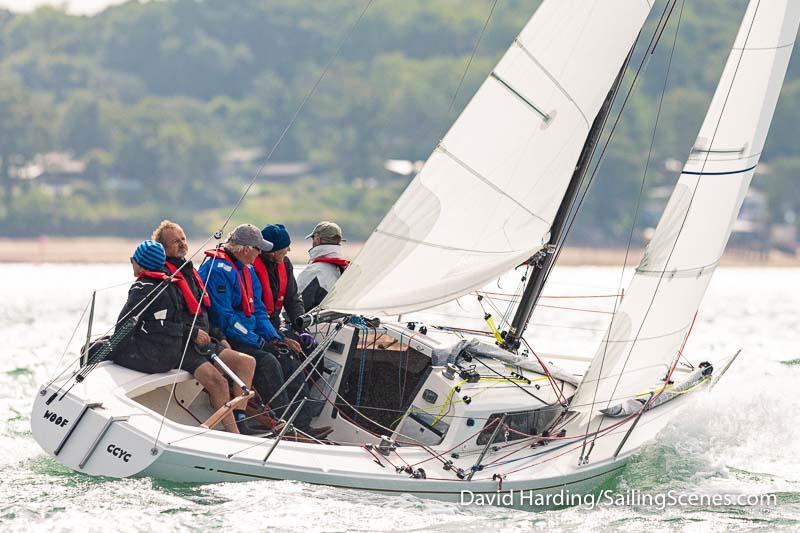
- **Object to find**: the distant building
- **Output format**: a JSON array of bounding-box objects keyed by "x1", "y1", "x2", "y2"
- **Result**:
[
  {"x1": 729, "y1": 188, "x2": 769, "y2": 253},
  {"x1": 10, "y1": 152, "x2": 87, "y2": 195},
  {"x1": 644, "y1": 186, "x2": 771, "y2": 248},
  {"x1": 220, "y1": 148, "x2": 313, "y2": 182}
]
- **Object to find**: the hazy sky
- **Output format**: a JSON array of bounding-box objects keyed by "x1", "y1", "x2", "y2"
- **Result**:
[{"x1": 0, "y1": 0, "x2": 134, "y2": 14}]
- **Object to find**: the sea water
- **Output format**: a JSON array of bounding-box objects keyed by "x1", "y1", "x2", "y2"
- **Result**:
[{"x1": 1, "y1": 264, "x2": 798, "y2": 532}]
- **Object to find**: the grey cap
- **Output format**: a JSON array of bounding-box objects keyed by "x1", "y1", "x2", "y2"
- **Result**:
[
  {"x1": 305, "y1": 220, "x2": 345, "y2": 242},
  {"x1": 227, "y1": 224, "x2": 273, "y2": 251}
]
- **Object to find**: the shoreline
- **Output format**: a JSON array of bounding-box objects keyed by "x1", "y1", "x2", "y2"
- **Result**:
[{"x1": 0, "y1": 237, "x2": 798, "y2": 267}]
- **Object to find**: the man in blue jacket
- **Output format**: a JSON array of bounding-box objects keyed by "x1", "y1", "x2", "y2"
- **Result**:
[{"x1": 199, "y1": 224, "x2": 324, "y2": 436}]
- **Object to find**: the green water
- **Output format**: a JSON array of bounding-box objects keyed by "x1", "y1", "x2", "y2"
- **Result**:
[{"x1": 2, "y1": 265, "x2": 799, "y2": 531}]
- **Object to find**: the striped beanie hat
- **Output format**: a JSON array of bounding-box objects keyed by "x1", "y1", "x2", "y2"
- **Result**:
[{"x1": 132, "y1": 240, "x2": 166, "y2": 271}]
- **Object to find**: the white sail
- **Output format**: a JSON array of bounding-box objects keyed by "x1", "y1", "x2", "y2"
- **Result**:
[
  {"x1": 571, "y1": 0, "x2": 800, "y2": 414},
  {"x1": 321, "y1": 0, "x2": 653, "y2": 315}
]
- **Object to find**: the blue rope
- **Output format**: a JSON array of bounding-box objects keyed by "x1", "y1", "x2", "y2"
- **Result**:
[
  {"x1": 356, "y1": 344, "x2": 366, "y2": 408},
  {"x1": 350, "y1": 316, "x2": 369, "y2": 408}
]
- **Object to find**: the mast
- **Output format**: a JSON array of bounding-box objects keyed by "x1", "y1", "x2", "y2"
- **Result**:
[{"x1": 502, "y1": 54, "x2": 631, "y2": 352}]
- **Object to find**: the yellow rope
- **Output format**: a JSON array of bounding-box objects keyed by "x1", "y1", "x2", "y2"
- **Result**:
[{"x1": 636, "y1": 375, "x2": 710, "y2": 399}]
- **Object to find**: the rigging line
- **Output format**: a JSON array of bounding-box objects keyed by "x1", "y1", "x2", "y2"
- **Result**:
[
  {"x1": 510, "y1": 0, "x2": 681, "y2": 454},
  {"x1": 58, "y1": 275, "x2": 178, "y2": 398},
  {"x1": 546, "y1": 0, "x2": 679, "y2": 278},
  {"x1": 45, "y1": 296, "x2": 92, "y2": 387},
  {"x1": 500, "y1": 265, "x2": 529, "y2": 329},
  {"x1": 216, "y1": 0, "x2": 375, "y2": 235},
  {"x1": 603, "y1": 0, "x2": 759, "y2": 415},
  {"x1": 521, "y1": 338, "x2": 568, "y2": 406},
  {"x1": 447, "y1": 0, "x2": 499, "y2": 116},
  {"x1": 586, "y1": 0, "x2": 685, "y2": 449},
  {"x1": 92, "y1": 279, "x2": 133, "y2": 292},
  {"x1": 56, "y1": 239, "x2": 220, "y2": 387},
  {"x1": 650, "y1": 0, "x2": 678, "y2": 54},
  {"x1": 303, "y1": 357, "x2": 449, "y2": 462},
  {"x1": 472, "y1": 356, "x2": 549, "y2": 405},
  {"x1": 76, "y1": 239, "x2": 220, "y2": 378},
  {"x1": 152, "y1": 253, "x2": 220, "y2": 447},
  {"x1": 478, "y1": 291, "x2": 622, "y2": 300},
  {"x1": 167, "y1": 381, "x2": 667, "y2": 450}
]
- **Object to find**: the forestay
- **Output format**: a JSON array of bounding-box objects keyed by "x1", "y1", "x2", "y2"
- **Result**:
[
  {"x1": 571, "y1": 0, "x2": 800, "y2": 414},
  {"x1": 321, "y1": 0, "x2": 653, "y2": 315}
]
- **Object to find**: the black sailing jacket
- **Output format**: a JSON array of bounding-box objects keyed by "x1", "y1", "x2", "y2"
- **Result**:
[{"x1": 111, "y1": 274, "x2": 188, "y2": 374}]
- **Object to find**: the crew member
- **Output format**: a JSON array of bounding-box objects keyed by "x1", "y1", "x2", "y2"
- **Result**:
[
  {"x1": 297, "y1": 221, "x2": 349, "y2": 310},
  {"x1": 253, "y1": 223, "x2": 305, "y2": 331},
  {"x1": 199, "y1": 224, "x2": 329, "y2": 438},
  {"x1": 112, "y1": 240, "x2": 258, "y2": 434}
]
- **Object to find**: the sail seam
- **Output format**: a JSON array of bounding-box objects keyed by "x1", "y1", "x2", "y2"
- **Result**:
[
  {"x1": 732, "y1": 41, "x2": 795, "y2": 51},
  {"x1": 373, "y1": 229, "x2": 529, "y2": 255},
  {"x1": 688, "y1": 151, "x2": 761, "y2": 162},
  {"x1": 436, "y1": 144, "x2": 551, "y2": 225},
  {"x1": 636, "y1": 260, "x2": 719, "y2": 277},
  {"x1": 600, "y1": 321, "x2": 692, "y2": 344},
  {"x1": 512, "y1": 38, "x2": 591, "y2": 128}
]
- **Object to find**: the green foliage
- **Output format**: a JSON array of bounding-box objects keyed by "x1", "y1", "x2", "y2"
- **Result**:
[{"x1": 0, "y1": 0, "x2": 797, "y2": 240}]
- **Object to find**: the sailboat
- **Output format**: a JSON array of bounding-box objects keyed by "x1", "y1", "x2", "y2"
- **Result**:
[{"x1": 31, "y1": 0, "x2": 800, "y2": 508}]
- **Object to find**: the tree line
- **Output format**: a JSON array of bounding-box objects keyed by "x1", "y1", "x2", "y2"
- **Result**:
[{"x1": 0, "y1": 0, "x2": 797, "y2": 243}]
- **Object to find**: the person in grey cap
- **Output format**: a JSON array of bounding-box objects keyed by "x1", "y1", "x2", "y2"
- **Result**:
[
  {"x1": 199, "y1": 224, "x2": 330, "y2": 438},
  {"x1": 296, "y1": 220, "x2": 350, "y2": 310}
]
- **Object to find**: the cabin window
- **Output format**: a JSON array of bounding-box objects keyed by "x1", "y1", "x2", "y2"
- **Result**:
[{"x1": 476, "y1": 405, "x2": 561, "y2": 445}]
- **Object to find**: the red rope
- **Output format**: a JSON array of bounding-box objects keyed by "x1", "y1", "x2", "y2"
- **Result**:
[
  {"x1": 651, "y1": 311, "x2": 698, "y2": 406},
  {"x1": 406, "y1": 417, "x2": 502, "y2": 469},
  {"x1": 523, "y1": 339, "x2": 568, "y2": 407},
  {"x1": 487, "y1": 414, "x2": 638, "y2": 478}
]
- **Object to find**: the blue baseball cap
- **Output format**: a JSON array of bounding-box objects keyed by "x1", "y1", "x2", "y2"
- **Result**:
[
  {"x1": 132, "y1": 240, "x2": 166, "y2": 271},
  {"x1": 261, "y1": 223, "x2": 291, "y2": 251}
]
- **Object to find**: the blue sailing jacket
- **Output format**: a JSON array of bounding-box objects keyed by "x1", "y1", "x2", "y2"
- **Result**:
[{"x1": 198, "y1": 252, "x2": 282, "y2": 349}]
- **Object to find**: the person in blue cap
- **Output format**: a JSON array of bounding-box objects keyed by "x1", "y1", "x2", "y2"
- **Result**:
[
  {"x1": 111, "y1": 240, "x2": 261, "y2": 435},
  {"x1": 112, "y1": 240, "x2": 182, "y2": 374},
  {"x1": 252, "y1": 223, "x2": 305, "y2": 331}
]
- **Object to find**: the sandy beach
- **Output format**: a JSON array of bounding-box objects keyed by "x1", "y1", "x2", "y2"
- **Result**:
[{"x1": 0, "y1": 237, "x2": 798, "y2": 266}]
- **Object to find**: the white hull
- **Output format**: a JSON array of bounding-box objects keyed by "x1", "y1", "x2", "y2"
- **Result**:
[{"x1": 32, "y1": 323, "x2": 729, "y2": 510}]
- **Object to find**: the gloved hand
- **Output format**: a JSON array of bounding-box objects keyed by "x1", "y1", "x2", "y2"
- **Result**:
[{"x1": 298, "y1": 332, "x2": 317, "y2": 350}]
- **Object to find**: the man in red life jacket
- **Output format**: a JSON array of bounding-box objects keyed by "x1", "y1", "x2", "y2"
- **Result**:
[
  {"x1": 200, "y1": 225, "x2": 329, "y2": 437},
  {"x1": 112, "y1": 240, "x2": 258, "y2": 435},
  {"x1": 150, "y1": 220, "x2": 269, "y2": 433},
  {"x1": 296, "y1": 221, "x2": 350, "y2": 310},
  {"x1": 253, "y1": 223, "x2": 305, "y2": 331}
]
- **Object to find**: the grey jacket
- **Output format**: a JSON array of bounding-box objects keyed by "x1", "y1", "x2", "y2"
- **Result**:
[{"x1": 296, "y1": 244, "x2": 347, "y2": 310}]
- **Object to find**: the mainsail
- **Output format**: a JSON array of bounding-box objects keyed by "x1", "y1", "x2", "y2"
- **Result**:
[
  {"x1": 571, "y1": 0, "x2": 800, "y2": 414},
  {"x1": 320, "y1": 0, "x2": 653, "y2": 316}
]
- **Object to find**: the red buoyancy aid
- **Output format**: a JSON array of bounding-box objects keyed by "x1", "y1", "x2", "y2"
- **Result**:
[
  {"x1": 204, "y1": 249, "x2": 254, "y2": 317},
  {"x1": 164, "y1": 261, "x2": 211, "y2": 315},
  {"x1": 311, "y1": 256, "x2": 350, "y2": 271},
  {"x1": 252, "y1": 256, "x2": 287, "y2": 316},
  {"x1": 136, "y1": 270, "x2": 206, "y2": 317}
]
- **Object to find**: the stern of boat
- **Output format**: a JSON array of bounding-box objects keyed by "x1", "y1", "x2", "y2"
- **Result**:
[{"x1": 31, "y1": 381, "x2": 161, "y2": 478}]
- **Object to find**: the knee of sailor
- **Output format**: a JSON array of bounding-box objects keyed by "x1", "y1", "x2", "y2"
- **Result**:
[
  {"x1": 195, "y1": 363, "x2": 227, "y2": 390},
  {"x1": 239, "y1": 352, "x2": 256, "y2": 372},
  {"x1": 221, "y1": 348, "x2": 256, "y2": 372}
]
